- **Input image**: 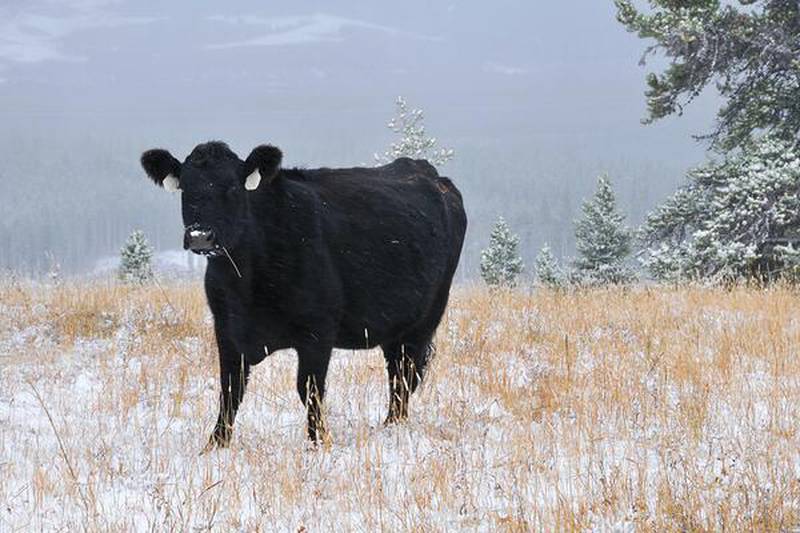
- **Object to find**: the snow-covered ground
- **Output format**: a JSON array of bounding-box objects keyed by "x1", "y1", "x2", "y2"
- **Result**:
[{"x1": 1, "y1": 282, "x2": 799, "y2": 530}]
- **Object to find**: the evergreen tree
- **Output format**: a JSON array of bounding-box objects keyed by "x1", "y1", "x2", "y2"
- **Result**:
[
  {"x1": 616, "y1": 0, "x2": 800, "y2": 151},
  {"x1": 374, "y1": 96, "x2": 454, "y2": 167},
  {"x1": 617, "y1": 2, "x2": 800, "y2": 282},
  {"x1": 535, "y1": 243, "x2": 562, "y2": 289},
  {"x1": 119, "y1": 229, "x2": 154, "y2": 284},
  {"x1": 572, "y1": 175, "x2": 635, "y2": 285},
  {"x1": 480, "y1": 216, "x2": 524, "y2": 288},
  {"x1": 44, "y1": 251, "x2": 62, "y2": 286},
  {"x1": 640, "y1": 136, "x2": 800, "y2": 282}
]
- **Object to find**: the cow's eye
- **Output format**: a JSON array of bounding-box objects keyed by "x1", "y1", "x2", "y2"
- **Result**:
[{"x1": 226, "y1": 186, "x2": 239, "y2": 199}]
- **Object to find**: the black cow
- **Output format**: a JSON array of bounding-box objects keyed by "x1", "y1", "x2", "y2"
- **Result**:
[{"x1": 140, "y1": 141, "x2": 466, "y2": 446}]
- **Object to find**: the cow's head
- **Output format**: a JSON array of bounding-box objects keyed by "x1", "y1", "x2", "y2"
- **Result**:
[{"x1": 140, "y1": 141, "x2": 282, "y2": 256}]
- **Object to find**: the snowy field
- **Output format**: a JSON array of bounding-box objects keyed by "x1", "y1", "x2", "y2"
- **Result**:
[{"x1": 1, "y1": 280, "x2": 800, "y2": 530}]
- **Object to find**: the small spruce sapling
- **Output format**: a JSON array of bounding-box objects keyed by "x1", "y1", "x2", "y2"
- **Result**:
[
  {"x1": 119, "y1": 229, "x2": 154, "y2": 284},
  {"x1": 572, "y1": 175, "x2": 635, "y2": 285},
  {"x1": 480, "y1": 216, "x2": 524, "y2": 288},
  {"x1": 535, "y1": 243, "x2": 562, "y2": 289},
  {"x1": 374, "y1": 96, "x2": 454, "y2": 167}
]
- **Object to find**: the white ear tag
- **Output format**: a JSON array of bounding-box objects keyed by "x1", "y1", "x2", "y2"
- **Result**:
[
  {"x1": 163, "y1": 174, "x2": 180, "y2": 192},
  {"x1": 245, "y1": 168, "x2": 262, "y2": 191}
]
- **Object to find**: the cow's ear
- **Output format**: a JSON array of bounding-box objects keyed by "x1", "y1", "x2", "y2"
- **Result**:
[
  {"x1": 141, "y1": 149, "x2": 182, "y2": 192},
  {"x1": 242, "y1": 145, "x2": 282, "y2": 190}
]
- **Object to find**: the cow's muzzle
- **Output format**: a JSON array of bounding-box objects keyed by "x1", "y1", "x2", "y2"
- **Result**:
[{"x1": 184, "y1": 224, "x2": 220, "y2": 255}]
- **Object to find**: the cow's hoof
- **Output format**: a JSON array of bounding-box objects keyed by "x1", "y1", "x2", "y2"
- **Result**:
[
  {"x1": 200, "y1": 432, "x2": 230, "y2": 455},
  {"x1": 199, "y1": 440, "x2": 216, "y2": 456},
  {"x1": 383, "y1": 414, "x2": 408, "y2": 426},
  {"x1": 383, "y1": 407, "x2": 409, "y2": 426},
  {"x1": 306, "y1": 426, "x2": 332, "y2": 450}
]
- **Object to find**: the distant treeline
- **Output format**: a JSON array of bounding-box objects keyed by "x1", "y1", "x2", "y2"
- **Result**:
[{"x1": 0, "y1": 133, "x2": 686, "y2": 279}]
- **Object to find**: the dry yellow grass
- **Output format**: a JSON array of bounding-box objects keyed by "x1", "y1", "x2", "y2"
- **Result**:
[{"x1": 1, "y1": 279, "x2": 800, "y2": 530}]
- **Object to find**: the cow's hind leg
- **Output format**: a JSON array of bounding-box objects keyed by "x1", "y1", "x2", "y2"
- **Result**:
[
  {"x1": 296, "y1": 345, "x2": 332, "y2": 443},
  {"x1": 382, "y1": 330, "x2": 435, "y2": 425}
]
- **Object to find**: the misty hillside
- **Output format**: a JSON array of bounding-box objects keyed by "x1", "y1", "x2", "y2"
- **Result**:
[{"x1": 0, "y1": 1, "x2": 715, "y2": 275}]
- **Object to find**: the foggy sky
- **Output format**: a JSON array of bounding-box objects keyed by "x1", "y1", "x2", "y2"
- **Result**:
[{"x1": 0, "y1": 1, "x2": 719, "y2": 275}]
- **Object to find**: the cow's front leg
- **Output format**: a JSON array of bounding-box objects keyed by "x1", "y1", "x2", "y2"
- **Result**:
[
  {"x1": 296, "y1": 344, "x2": 332, "y2": 444},
  {"x1": 204, "y1": 331, "x2": 251, "y2": 452}
]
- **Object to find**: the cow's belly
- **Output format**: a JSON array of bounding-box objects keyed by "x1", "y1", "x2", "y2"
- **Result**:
[
  {"x1": 334, "y1": 323, "x2": 395, "y2": 350},
  {"x1": 333, "y1": 293, "x2": 432, "y2": 349}
]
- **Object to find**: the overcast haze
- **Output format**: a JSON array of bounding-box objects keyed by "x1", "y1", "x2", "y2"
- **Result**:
[{"x1": 0, "y1": 1, "x2": 718, "y2": 276}]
